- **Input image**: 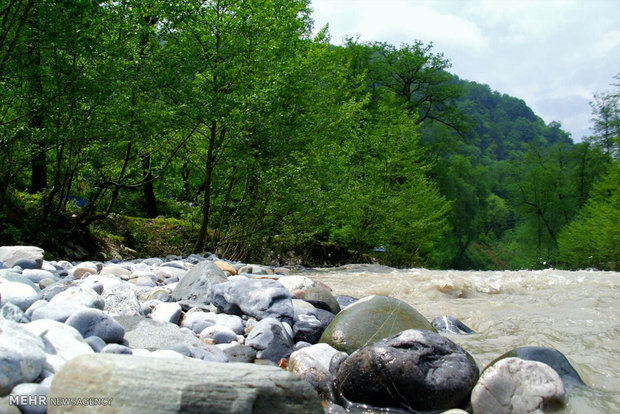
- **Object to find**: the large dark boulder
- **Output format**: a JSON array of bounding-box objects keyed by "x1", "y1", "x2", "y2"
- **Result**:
[
  {"x1": 319, "y1": 295, "x2": 435, "y2": 354},
  {"x1": 335, "y1": 329, "x2": 479, "y2": 411}
]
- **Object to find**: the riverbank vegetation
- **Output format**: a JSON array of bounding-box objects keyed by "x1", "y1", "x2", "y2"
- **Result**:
[{"x1": 1, "y1": 0, "x2": 618, "y2": 269}]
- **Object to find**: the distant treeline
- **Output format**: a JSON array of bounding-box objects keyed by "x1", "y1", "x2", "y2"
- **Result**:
[{"x1": 0, "y1": 0, "x2": 618, "y2": 269}]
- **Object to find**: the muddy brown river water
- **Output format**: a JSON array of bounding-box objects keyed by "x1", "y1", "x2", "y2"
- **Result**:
[{"x1": 306, "y1": 265, "x2": 619, "y2": 413}]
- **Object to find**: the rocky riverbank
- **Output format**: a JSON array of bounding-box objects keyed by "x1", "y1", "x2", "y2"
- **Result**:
[{"x1": 0, "y1": 245, "x2": 585, "y2": 413}]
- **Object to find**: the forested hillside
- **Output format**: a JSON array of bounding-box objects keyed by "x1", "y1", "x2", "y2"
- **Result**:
[{"x1": 1, "y1": 0, "x2": 617, "y2": 269}]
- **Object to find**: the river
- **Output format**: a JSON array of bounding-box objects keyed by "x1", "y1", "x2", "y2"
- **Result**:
[{"x1": 305, "y1": 265, "x2": 619, "y2": 413}]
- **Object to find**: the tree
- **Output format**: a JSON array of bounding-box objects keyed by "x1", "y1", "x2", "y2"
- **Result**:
[
  {"x1": 557, "y1": 161, "x2": 620, "y2": 270},
  {"x1": 589, "y1": 74, "x2": 620, "y2": 156}
]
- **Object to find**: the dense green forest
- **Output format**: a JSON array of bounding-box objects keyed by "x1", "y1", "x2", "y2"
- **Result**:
[{"x1": 0, "y1": 0, "x2": 618, "y2": 269}]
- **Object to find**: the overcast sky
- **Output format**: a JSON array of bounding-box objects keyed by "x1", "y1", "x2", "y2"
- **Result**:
[{"x1": 310, "y1": 0, "x2": 620, "y2": 141}]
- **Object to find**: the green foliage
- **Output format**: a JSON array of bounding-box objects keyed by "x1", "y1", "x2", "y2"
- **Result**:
[
  {"x1": 0, "y1": 1, "x2": 615, "y2": 269},
  {"x1": 557, "y1": 162, "x2": 620, "y2": 270}
]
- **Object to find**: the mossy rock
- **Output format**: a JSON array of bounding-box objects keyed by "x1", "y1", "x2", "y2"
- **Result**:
[{"x1": 319, "y1": 295, "x2": 435, "y2": 354}]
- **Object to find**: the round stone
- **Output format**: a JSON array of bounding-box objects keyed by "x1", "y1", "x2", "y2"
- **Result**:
[
  {"x1": 335, "y1": 329, "x2": 479, "y2": 411},
  {"x1": 319, "y1": 295, "x2": 435, "y2": 354},
  {"x1": 65, "y1": 309, "x2": 125, "y2": 343}
]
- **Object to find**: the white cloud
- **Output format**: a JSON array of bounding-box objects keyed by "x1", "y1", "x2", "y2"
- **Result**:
[
  {"x1": 312, "y1": 0, "x2": 488, "y2": 52},
  {"x1": 310, "y1": 0, "x2": 620, "y2": 141}
]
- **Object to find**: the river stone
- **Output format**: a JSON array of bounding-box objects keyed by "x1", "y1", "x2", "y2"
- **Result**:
[
  {"x1": 335, "y1": 329, "x2": 479, "y2": 411},
  {"x1": 0, "y1": 281, "x2": 40, "y2": 311},
  {"x1": 319, "y1": 295, "x2": 435, "y2": 354},
  {"x1": 203, "y1": 313, "x2": 245, "y2": 335},
  {"x1": 471, "y1": 357, "x2": 566, "y2": 414},
  {"x1": 200, "y1": 325, "x2": 237, "y2": 344},
  {"x1": 214, "y1": 260, "x2": 237, "y2": 275},
  {"x1": 48, "y1": 353, "x2": 323, "y2": 413},
  {"x1": 292, "y1": 298, "x2": 318, "y2": 318},
  {"x1": 179, "y1": 311, "x2": 216, "y2": 334},
  {"x1": 246, "y1": 317, "x2": 295, "y2": 363},
  {"x1": 170, "y1": 261, "x2": 227, "y2": 304},
  {"x1": 278, "y1": 275, "x2": 315, "y2": 292},
  {"x1": 238, "y1": 264, "x2": 269, "y2": 275},
  {"x1": 335, "y1": 295, "x2": 357, "y2": 309},
  {"x1": 210, "y1": 276, "x2": 295, "y2": 324},
  {"x1": 0, "y1": 270, "x2": 38, "y2": 290},
  {"x1": 49, "y1": 286, "x2": 104, "y2": 310},
  {"x1": 0, "y1": 319, "x2": 46, "y2": 396},
  {"x1": 0, "y1": 246, "x2": 43, "y2": 268},
  {"x1": 0, "y1": 302, "x2": 30, "y2": 323},
  {"x1": 114, "y1": 315, "x2": 204, "y2": 351},
  {"x1": 293, "y1": 314, "x2": 324, "y2": 344},
  {"x1": 301, "y1": 286, "x2": 341, "y2": 314},
  {"x1": 23, "y1": 319, "x2": 93, "y2": 374},
  {"x1": 101, "y1": 283, "x2": 143, "y2": 316},
  {"x1": 288, "y1": 343, "x2": 348, "y2": 400},
  {"x1": 219, "y1": 344, "x2": 257, "y2": 363},
  {"x1": 21, "y1": 269, "x2": 56, "y2": 284},
  {"x1": 432, "y1": 316, "x2": 475, "y2": 334},
  {"x1": 150, "y1": 302, "x2": 182, "y2": 324},
  {"x1": 99, "y1": 265, "x2": 131, "y2": 277},
  {"x1": 85, "y1": 336, "x2": 106, "y2": 352},
  {"x1": 31, "y1": 301, "x2": 87, "y2": 322},
  {"x1": 65, "y1": 309, "x2": 125, "y2": 343},
  {"x1": 101, "y1": 344, "x2": 132, "y2": 354},
  {"x1": 490, "y1": 346, "x2": 585, "y2": 387}
]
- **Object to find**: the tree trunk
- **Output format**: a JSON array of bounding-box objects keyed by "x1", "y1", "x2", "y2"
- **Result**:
[{"x1": 194, "y1": 121, "x2": 218, "y2": 253}]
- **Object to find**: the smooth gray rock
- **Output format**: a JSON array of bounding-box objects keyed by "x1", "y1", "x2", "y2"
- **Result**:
[
  {"x1": 432, "y1": 316, "x2": 475, "y2": 334},
  {"x1": 100, "y1": 344, "x2": 132, "y2": 354},
  {"x1": 0, "y1": 246, "x2": 43, "y2": 268},
  {"x1": 301, "y1": 286, "x2": 341, "y2": 314},
  {"x1": 335, "y1": 329, "x2": 479, "y2": 411},
  {"x1": 14, "y1": 259, "x2": 41, "y2": 270},
  {"x1": 293, "y1": 314, "x2": 324, "y2": 344},
  {"x1": 0, "y1": 270, "x2": 38, "y2": 290},
  {"x1": 101, "y1": 283, "x2": 143, "y2": 316},
  {"x1": 114, "y1": 315, "x2": 204, "y2": 351},
  {"x1": 23, "y1": 319, "x2": 93, "y2": 373},
  {"x1": 170, "y1": 261, "x2": 227, "y2": 304},
  {"x1": 288, "y1": 343, "x2": 348, "y2": 400},
  {"x1": 85, "y1": 336, "x2": 106, "y2": 352},
  {"x1": 203, "y1": 313, "x2": 245, "y2": 335},
  {"x1": 179, "y1": 311, "x2": 216, "y2": 334},
  {"x1": 210, "y1": 276, "x2": 294, "y2": 324},
  {"x1": 199, "y1": 325, "x2": 237, "y2": 344},
  {"x1": 334, "y1": 295, "x2": 357, "y2": 309},
  {"x1": 0, "y1": 302, "x2": 30, "y2": 323},
  {"x1": 65, "y1": 309, "x2": 125, "y2": 343},
  {"x1": 246, "y1": 317, "x2": 294, "y2": 363},
  {"x1": 48, "y1": 354, "x2": 323, "y2": 413},
  {"x1": 0, "y1": 281, "x2": 40, "y2": 311},
  {"x1": 49, "y1": 286, "x2": 104, "y2": 310},
  {"x1": 238, "y1": 265, "x2": 269, "y2": 275},
  {"x1": 0, "y1": 319, "x2": 46, "y2": 396},
  {"x1": 219, "y1": 344, "x2": 257, "y2": 363},
  {"x1": 150, "y1": 302, "x2": 182, "y2": 324},
  {"x1": 31, "y1": 302, "x2": 86, "y2": 323},
  {"x1": 25, "y1": 300, "x2": 49, "y2": 319},
  {"x1": 471, "y1": 357, "x2": 566, "y2": 414},
  {"x1": 9, "y1": 382, "x2": 49, "y2": 414},
  {"x1": 21, "y1": 269, "x2": 57, "y2": 284},
  {"x1": 188, "y1": 345, "x2": 229, "y2": 363}
]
